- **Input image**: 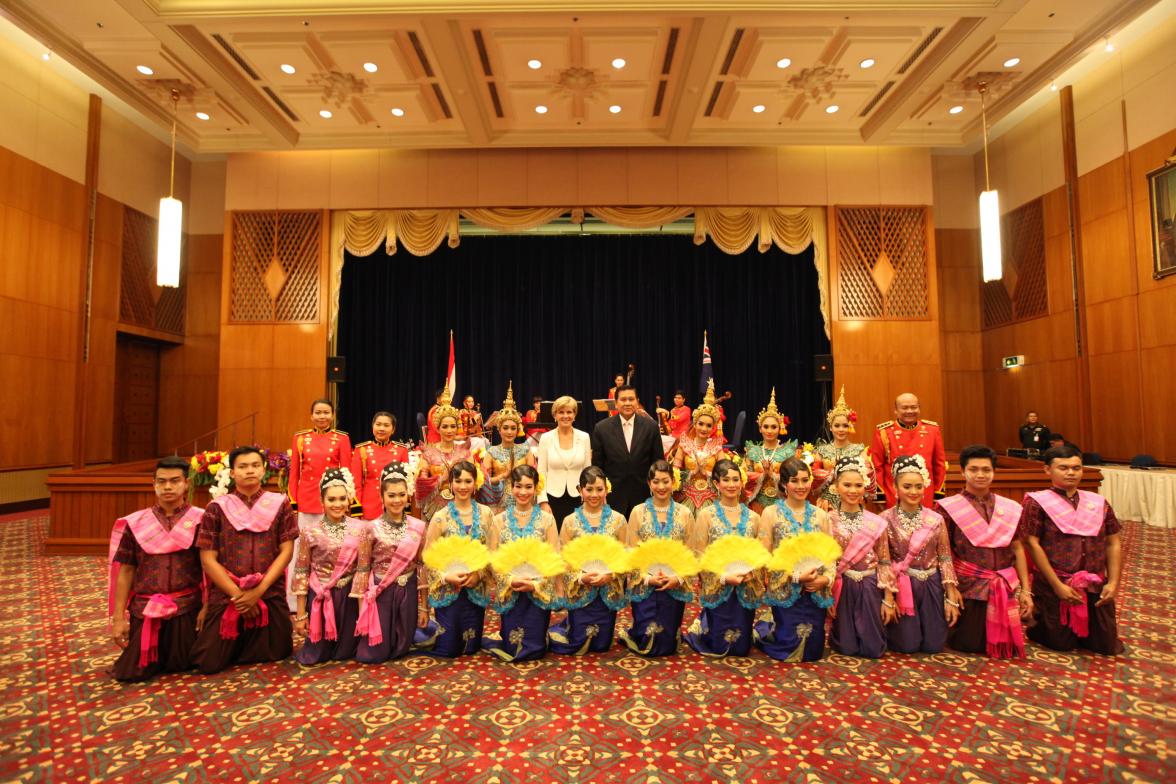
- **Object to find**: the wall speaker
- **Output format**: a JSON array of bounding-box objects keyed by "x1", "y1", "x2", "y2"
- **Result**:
[
  {"x1": 327, "y1": 356, "x2": 347, "y2": 383},
  {"x1": 814, "y1": 354, "x2": 833, "y2": 382}
]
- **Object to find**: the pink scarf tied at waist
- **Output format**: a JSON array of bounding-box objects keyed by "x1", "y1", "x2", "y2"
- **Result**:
[
  {"x1": 1056, "y1": 570, "x2": 1103, "y2": 638},
  {"x1": 832, "y1": 511, "x2": 886, "y2": 608},
  {"x1": 308, "y1": 534, "x2": 361, "y2": 643},
  {"x1": 953, "y1": 559, "x2": 1024, "y2": 658},
  {"x1": 220, "y1": 572, "x2": 268, "y2": 640},
  {"x1": 137, "y1": 587, "x2": 197, "y2": 667},
  {"x1": 892, "y1": 512, "x2": 943, "y2": 617},
  {"x1": 355, "y1": 518, "x2": 425, "y2": 647}
]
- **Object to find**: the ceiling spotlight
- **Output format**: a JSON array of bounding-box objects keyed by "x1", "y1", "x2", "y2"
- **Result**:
[
  {"x1": 390, "y1": 107, "x2": 405, "y2": 117},
  {"x1": 41, "y1": 52, "x2": 50, "y2": 61},
  {"x1": 1003, "y1": 57, "x2": 1021, "y2": 68},
  {"x1": 609, "y1": 105, "x2": 622, "y2": 114},
  {"x1": 776, "y1": 57, "x2": 792, "y2": 69},
  {"x1": 612, "y1": 58, "x2": 626, "y2": 69},
  {"x1": 949, "y1": 105, "x2": 964, "y2": 115},
  {"x1": 195, "y1": 111, "x2": 210, "y2": 120},
  {"x1": 280, "y1": 63, "x2": 296, "y2": 74},
  {"x1": 535, "y1": 105, "x2": 548, "y2": 114},
  {"x1": 363, "y1": 62, "x2": 378, "y2": 73},
  {"x1": 752, "y1": 104, "x2": 766, "y2": 113},
  {"x1": 859, "y1": 58, "x2": 875, "y2": 69},
  {"x1": 319, "y1": 109, "x2": 333, "y2": 119},
  {"x1": 1104, "y1": 37, "x2": 1114, "y2": 53},
  {"x1": 527, "y1": 59, "x2": 542, "y2": 70},
  {"x1": 1050, "y1": 82, "x2": 1059, "y2": 92},
  {"x1": 136, "y1": 64, "x2": 154, "y2": 75},
  {"x1": 825, "y1": 105, "x2": 840, "y2": 114}
]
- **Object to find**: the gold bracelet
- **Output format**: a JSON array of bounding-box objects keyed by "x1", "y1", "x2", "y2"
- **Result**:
[
  {"x1": 945, "y1": 598, "x2": 961, "y2": 609},
  {"x1": 294, "y1": 614, "x2": 308, "y2": 622}
]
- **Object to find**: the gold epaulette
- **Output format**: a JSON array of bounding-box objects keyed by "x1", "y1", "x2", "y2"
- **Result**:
[
  {"x1": 876, "y1": 421, "x2": 893, "y2": 429},
  {"x1": 354, "y1": 440, "x2": 373, "y2": 449},
  {"x1": 294, "y1": 428, "x2": 313, "y2": 435},
  {"x1": 334, "y1": 429, "x2": 349, "y2": 436},
  {"x1": 922, "y1": 419, "x2": 939, "y2": 427}
]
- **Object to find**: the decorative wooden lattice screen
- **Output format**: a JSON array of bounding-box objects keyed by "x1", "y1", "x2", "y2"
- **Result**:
[
  {"x1": 981, "y1": 197, "x2": 1047, "y2": 329},
  {"x1": 836, "y1": 206, "x2": 929, "y2": 319},
  {"x1": 230, "y1": 211, "x2": 321, "y2": 322},
  {"x1": 119, "y1": 206, "x2": 186, "y2": 335}
]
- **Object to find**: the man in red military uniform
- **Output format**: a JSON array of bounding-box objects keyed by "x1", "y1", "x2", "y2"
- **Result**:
[
  {"x1": 869, "y1": 392, "x2": 946, "y2": 508},
  {"x1": 352, "y1": 411, "x2": 411, "y2": 519}
]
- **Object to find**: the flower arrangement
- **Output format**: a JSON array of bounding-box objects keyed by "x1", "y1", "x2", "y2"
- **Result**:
[
  {"x1": 798, "y1": 442, "x2": 817, "y2": 466},
  {"x1": 187, "y1": 445, "x2": 291, "y2": 501}
]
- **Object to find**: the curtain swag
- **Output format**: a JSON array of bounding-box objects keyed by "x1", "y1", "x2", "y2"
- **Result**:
[{"x1": 329, "y1": 206, "x2": 830, "y2": 346}]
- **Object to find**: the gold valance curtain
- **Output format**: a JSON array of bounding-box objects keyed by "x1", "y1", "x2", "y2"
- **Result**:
[{"x1": 329, "y1": 206, "x2": 829, "y2": 346}]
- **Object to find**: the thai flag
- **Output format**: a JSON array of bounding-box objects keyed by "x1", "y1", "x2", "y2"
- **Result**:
[
  {"x1": 445, "y1": 330, "x2": 456, "y2": 398},
  {"x1": 699, "y1": 330, "x2": 713, "y2": 395}
]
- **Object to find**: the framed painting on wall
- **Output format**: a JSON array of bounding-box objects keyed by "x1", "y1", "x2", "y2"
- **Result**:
[{"x1": 1148, "y1": 156, "x2": 1176, "y2": 279}]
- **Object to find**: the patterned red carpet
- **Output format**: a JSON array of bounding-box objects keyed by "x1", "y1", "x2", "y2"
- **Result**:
[{"x1": 1, "y1": 512, "x2": 1172, "y2": 783}]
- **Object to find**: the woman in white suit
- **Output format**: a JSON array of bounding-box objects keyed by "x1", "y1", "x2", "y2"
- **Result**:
[{"x1": 537, "y1": 396, "x2": 592, "y2": 531}]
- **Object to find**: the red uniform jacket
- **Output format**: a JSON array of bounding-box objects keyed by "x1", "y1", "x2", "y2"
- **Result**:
[
  {"x1": 869, "y1": 419, "x2": 946, "y2": 508},
  {"x1": 352, "y1": 440, "x2": 411, "y2": 519},
  {"x1": 289, "y1": 429, "x2": 352, "y2": 514}
]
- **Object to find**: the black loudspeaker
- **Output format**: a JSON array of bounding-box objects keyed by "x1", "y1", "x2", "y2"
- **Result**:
[
  {"x1": 327, "y1": 356, "x2": 347, "y2": 383},
  {"x1": 814, "y1": 353, "x2": 833, "y2": 382}
]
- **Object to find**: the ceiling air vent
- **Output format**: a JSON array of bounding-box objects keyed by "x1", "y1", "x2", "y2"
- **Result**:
[
  {"x1": 472, "y1": 29, "x2": 493, "y2": 76},
  {"x1": 703, "y1": 82, "x2": 723, "y2": 117},
  {"x1": 859, "y1": 81, "x2": 895, "y2": 117},
  {"x1": 897, "y1": 27, "x2": 943, "y2": 75},
  {"x1": 408, "y1": 31, "x2": 435, "y2": 78},
  {"x1": 653, "y1": 81, "x2": 668, "y2": 117},
  {"x1": 487, "y1": 82, "x2": 504, "y2": 118},
  {"x1": 432, "y1": 84, "x2": 452, "y2": 119},
  {"x1": 212, "y1": 33, "x2": 260, "y2": 80},
  {"x1": 262, "y1": 87, "x2": 299, "y2": 122},
  {"x1": 662, "y1": 28, "x2": 679, "y2": 75},
  {"x1": 719, "y1": 29, "x2": 744, "y2": 76}
]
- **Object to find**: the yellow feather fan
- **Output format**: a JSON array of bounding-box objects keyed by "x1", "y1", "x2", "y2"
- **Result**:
[
  {"x1": 699, "y1": 534, "x2": 771, "y2": 579},
  {"x1": 628, "y1": 538, "x2": 700, "y2": 581},
  {"x1": 768, "y1": 532, "x2": 842, "y2": 578},
  {"x1": 423, "y1": 535, "x2": 491, "y2": 578},
  {"x1": 490, "y1": 538, "x2": 566, "y2": 581},
  {"x1": 561, "y1": 534, "x2": 630, "y2": 578}
]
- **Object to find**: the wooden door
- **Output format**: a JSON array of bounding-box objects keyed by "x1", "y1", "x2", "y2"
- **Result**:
[{"x1": 114, "y1": 336, "x2": 160, "y2": 462}]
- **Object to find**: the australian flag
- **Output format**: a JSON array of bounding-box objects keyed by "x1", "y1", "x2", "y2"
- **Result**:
[{"x1": 699, "y1": 330, "x2": 713, "y2": 396}]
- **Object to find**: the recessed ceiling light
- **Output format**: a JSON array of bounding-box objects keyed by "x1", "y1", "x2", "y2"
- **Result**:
[
  {"x1": 527, "y1": 59, "x2": 542, "y2": 70},
  {"x1": 825, "y1": 105, "x2": 840, "y2": 114},
  {"x1": 859, "y1": 58, "x2": 876, "y2": 69},
  {"x1": 1003, "y1": 57, "x2": 1021, "y2": 68},
  {"x1": 41, "y1": 52, "x2": 50, "y2": 61},
  {"x1": 776, "y1": 57, "x2": 792, "y2": 69},
  {"x1": 612, "y1": 58, "x2": 626, "y2": 69},
  {"x1": 195, "y1": 111, "x2": 210, "y2": 121},
  {"x1": 363, "y1": 62, "x2": 378, "y2": 73},
  {"x1": 280, "y1": 63, "x2": 296, "y2": 74},
  {"x1": 1104, "y1": 38, "x2": 1115, "y2": 53},
  {"x1": 1050, "y1": 82, "x2": 1059, "y2": 92},
  {"x1": 948, "y1": 105, "x2": 964, "y2": 115},
  {"x1": 535, "y1": 105, "x2": 548, "y2": 114},
  {"x1": 752, "y1": 104, "x2": 766, "y2": 113},
  {"x1": 319, "y1": 109, "x2": 333, "y2": 119},
  {"x1": 136, "y1": 64, "x2": 153, "y2": 75},
  {"x1": 609, "y1": 105, "x2": 622, "y2": 114},
  {"x1": 390, "y1": 107, "x2": 405, "y2": 117}
]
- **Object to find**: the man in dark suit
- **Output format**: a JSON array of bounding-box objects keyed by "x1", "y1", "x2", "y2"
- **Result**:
[{"x1": 591, "y1": 385, "x2": 665, "y2": 517}]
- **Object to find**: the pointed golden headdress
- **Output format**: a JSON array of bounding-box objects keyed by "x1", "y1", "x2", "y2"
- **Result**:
[
  {"x1": 496, "y1": 380, "x2": 523, "y2": 428},
  {"x1": 756, "y1": 387, "x2": 788, "y2": 434},
  {"x1": 431, "y1": 386, "x2": 461, "y2": 430},
  {"x1": 692, "y1": 378, "x2": 721, "y2": 423},
  {"x1": 825, "y1": 385, "x2": 858, "y2": 431}
]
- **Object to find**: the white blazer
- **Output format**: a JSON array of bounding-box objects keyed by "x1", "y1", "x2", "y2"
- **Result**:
[{"x1": 536, "y1": 428, "x2": 592, "y2": 502}]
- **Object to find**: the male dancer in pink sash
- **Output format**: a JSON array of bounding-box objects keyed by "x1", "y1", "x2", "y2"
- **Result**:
[
  {"x1": 1021, "y1": 444, "x2": 1123, "y2": 655},
  {"x1": 108, "y1": 456, "x2": 206, "y2": 681},
  {"x1": 935, "y1": 445, "x2": 1032, "y2": 658},
  {"x1": 191, "y1": 446, "x2": 298, "y2": 673}
]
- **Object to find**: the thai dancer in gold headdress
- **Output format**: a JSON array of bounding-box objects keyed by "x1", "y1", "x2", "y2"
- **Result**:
[
  {"x1": 671, "y1": 379, "x2": 729, "y2": 513},
  {"x1": 811, "y1": 386, "x2": 873, "y2": 510},
  {"x1": 478, "y1": 382, "x2": 535, "y2": 514},
  {"x1": 415, "y1": 390, "x2": 471, "y2": 522},
  {"x1": 743, "y1": 388, "x2": 798, "y2": 514}
]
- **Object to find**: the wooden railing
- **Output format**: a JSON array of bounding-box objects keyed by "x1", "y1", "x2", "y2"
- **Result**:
[{"x1": 173, "y1": 411, "x2": 259, "y2": 456}]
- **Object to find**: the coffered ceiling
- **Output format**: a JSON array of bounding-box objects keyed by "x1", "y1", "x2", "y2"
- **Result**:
[{"x1": 0, "y1": 0, "x2": 1159, "y2": 152}]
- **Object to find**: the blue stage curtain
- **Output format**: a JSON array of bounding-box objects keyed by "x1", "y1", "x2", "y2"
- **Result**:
[{"x1": 336, "y1": 234, "x2": 830, "y2": 443}]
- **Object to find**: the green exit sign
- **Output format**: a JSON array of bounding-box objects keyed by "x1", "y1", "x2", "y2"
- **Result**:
[{"x1": 1003, "y1": 355, "x2": 1025, "y2": 369}]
